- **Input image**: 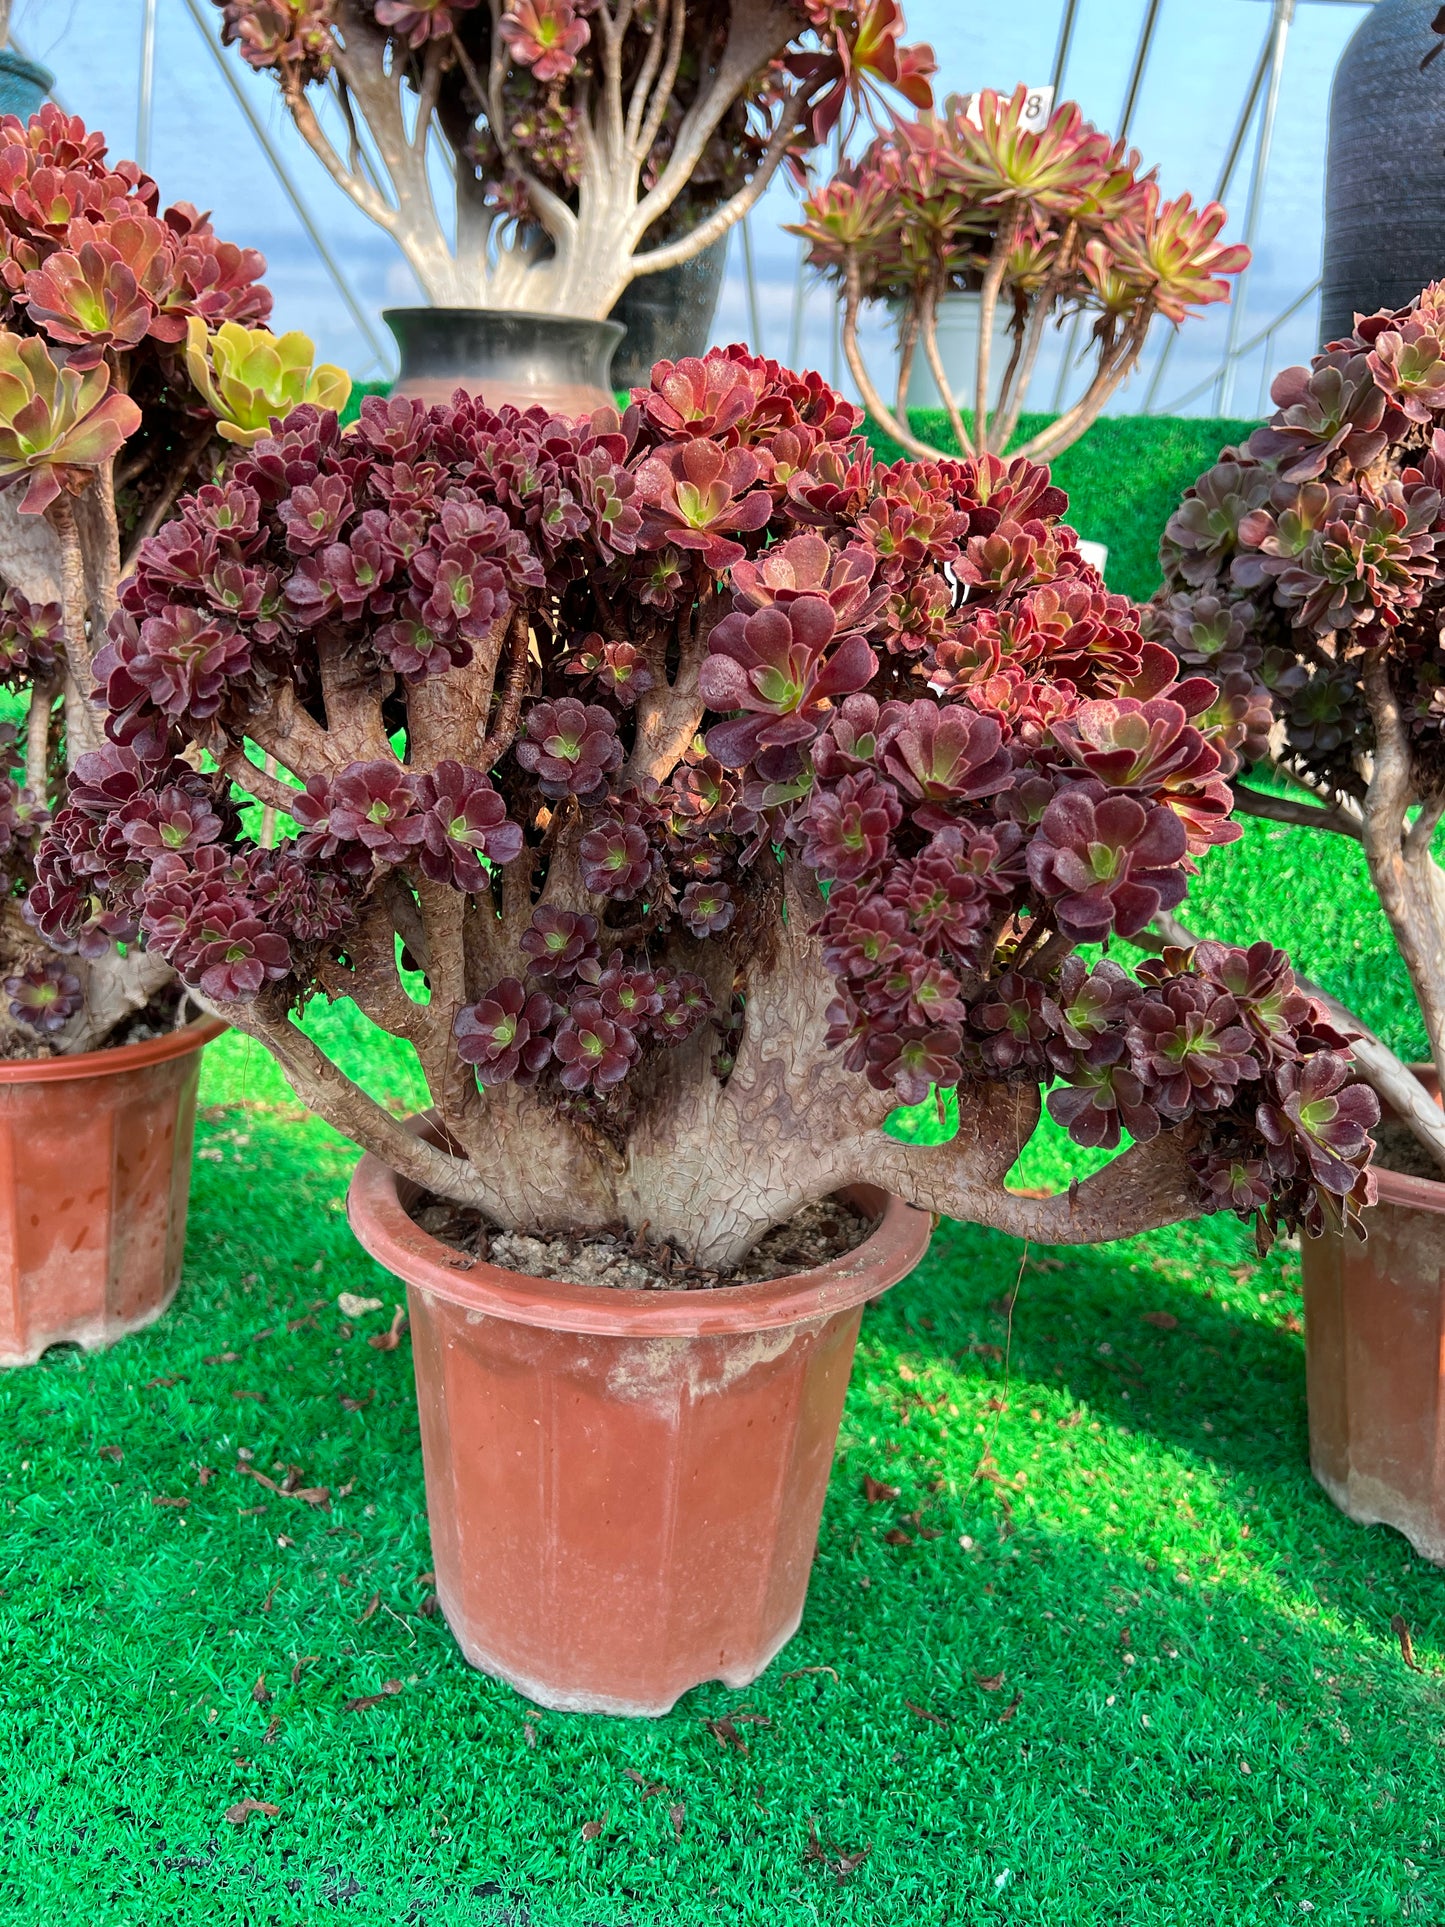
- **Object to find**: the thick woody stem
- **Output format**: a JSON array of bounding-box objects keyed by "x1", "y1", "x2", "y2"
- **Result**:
[
  {"x1": 477, "y1": 609, "x2": 532, "y2": 769},
  {"x1": 217, "y1": 744, "x2": 300, "y2": 815},
  {"x1": 894, "y1": 297, "x2": 921, "y2": 422},
  {"x1": 973, "y1": 210, "x2": 1020, "y2": 458},
  {"x1": 632, "y1": 0, "x2": 686, "y2": 163},
  {"x1": 214, "y1": 992, "x2": 488, "y2": 1205},
  {"x1": 624, "y1": 601, "x2": 713, "y2": 783},
  {"x1": 285, "y1": 79, "x2": 399, "y2": 233},
  {"x1": 988, "y1": 220, "x2": 1081, "y2": 455},
  {"x1": 1232, "y1": 781, "x2": 1363, "y2": 841},
  {"x1": 842, "y1": 262, "x2": 938, "y2": 461},
  {"x1": 623, "y1": 0, "x2": 666, "y2": 151},
  {"x1": 45, "y1": 493, "x2": 104, "y2": 762},
  {"x1": 1015, "y1": 316, "x2": 1150, "y2": 463},
  {"x1": 881, "y1": 1116, "x2": 1208, "y2": 1246},
  {"x1": 629, "y1": 0, "x2": 807, "y2": 269},
  {"x1": 24, "y1": 676, "x2": 56, "y2": 797},
  {"x1": 244, "y1": 686, "x2": 336, "y2": 785},
  {"x1": 986, "y1": 314, "x2": 1027, "y2": 457},
  {"x1": 90, "y1": 457, "x2": 122, "y2": 632},
  {"x1": 919, "y1": 281, "x2": 971, "y2": 457},
  {"x1": 1356, "y1": 654, "x2": 1445, "y2": 1102}
]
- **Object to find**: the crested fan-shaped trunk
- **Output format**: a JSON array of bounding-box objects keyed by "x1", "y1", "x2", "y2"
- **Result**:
[{"x1": 215, "y1": 861, "x2": 1209, "y2": 1269}]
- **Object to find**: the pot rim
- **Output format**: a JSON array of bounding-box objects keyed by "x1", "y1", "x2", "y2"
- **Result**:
[
  {"x1": 382, "y1": 305, "x2": 626, "y2": 339},
  {"x1": 347, "y1": 1148, "x2": 933, "y2": 1338},
  {"x1": 1367, "y1": 1060, "x2": 1445, "y2": 1213},
  {"x1": 1372, "y1": 1163, "x2": 1445, "y2": 1214},
  {"x1": 0, "y1": 1013, "x2": 226, "y2": 1085}
]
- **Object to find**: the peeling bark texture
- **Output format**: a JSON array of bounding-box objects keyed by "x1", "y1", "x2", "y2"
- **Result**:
[
  {"x1": 0, "y1": 490, "x2": 62, "y2": 606},
  {"x1": 277, "y1": 0, "x2": 811, "y2": 319},
  {"x1": 1360, "y1": 656, "x2": 1445, "y2": 1101},
  {"x1": 0, "y1": 472, "x2": 191, "y2": 1056},
  {"x1": 44, "y1": 495, "x2": 105, "y2": 763},
  {"x1": 879, "y1": 1122, "x2": 1207, "y2": 1248}
]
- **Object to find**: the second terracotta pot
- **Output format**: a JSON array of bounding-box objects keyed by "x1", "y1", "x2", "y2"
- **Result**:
[
  {"x1": 0, "y1": 1017, "x2": 224, "y2": 1367},
  {"x1": 347, "y1": 1152, "x2": 933, "y2": 1716},
  {"x1": 1303, "y1": 1154, "x2": 1445, "y2": 1564}
]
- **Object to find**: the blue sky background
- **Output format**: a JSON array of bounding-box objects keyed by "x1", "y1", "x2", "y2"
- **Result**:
[{"x1": 15, "y1": 0, "x2": 1371, "y2": 416}]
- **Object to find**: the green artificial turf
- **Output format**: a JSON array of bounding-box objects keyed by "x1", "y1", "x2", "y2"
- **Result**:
[
  {"x1": 3, "y1": 832, "x2": 1443, "y2": 1924},
  {"x1": 4, "y1": 406, "x2": 1442, "y2": 1922}
]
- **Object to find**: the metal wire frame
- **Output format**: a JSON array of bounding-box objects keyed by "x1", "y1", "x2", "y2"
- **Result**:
[
  {"x1": 1159, "y1": 272, "x2": 1321, "y2": 413},
  {"x1": 1048, "y1": 0, "x2": 1164, "y2": 411},
  {"x1": 178, "y1": 0, "x2": 393, "y2": 374},
  {"x1": 1139, "y1": 9, "x2": 1278, "y2": 410},
  {"x1": 137, "y1": 0, "x2": 158, "y2": 172},
  {"x1": 1215, "y1": 0, "x2": 1297, "y2": 413}
]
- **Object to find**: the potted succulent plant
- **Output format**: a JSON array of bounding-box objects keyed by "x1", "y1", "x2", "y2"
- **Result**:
[
  {"x1": 42, "y1": 343, "x2": 1377, "y2": 1712},
  {"x1": 793, "y1": 85, "x2": 1249, "y2": 462},
  {"x1": 1154, "y1": 278, "x2": 1445, "y2": 1563},
  {"x1": 0, "y1": 104, "x2": 348, "y2": 1365},
  {"x1": 210, "y1": 0, "x2": 935, "y2": 407}
]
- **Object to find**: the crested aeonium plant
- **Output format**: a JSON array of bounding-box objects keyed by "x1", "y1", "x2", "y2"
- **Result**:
[
  {"x1": 34, "y1": 346, "x2": 1376, "y2": 1264},
  {"x1": 1154, "y1": 277, "x2": 1445, "y2": 1176},
  {"x1": 0, "y1": 104, "x2": 347, "y2": 1055},
  {"x1": 211, "y1": 0, "x2": 934, "y2": 318},
  {"x1": 793, "y1": 86, "x2": 1248, "y2": 465}
]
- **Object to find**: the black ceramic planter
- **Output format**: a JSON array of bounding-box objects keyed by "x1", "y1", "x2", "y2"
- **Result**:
[
  {"x1": 609, "y1": 237, "x2": 729, "y2": 390},
  {"x1": 383, "y1": 308, "x2": 624, "y2": 413},
  {"x1": 1322, "y1": 0, "x2": 1445, "y2": 344}
]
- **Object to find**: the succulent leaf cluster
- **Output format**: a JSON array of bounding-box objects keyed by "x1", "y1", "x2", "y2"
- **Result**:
[
  {"x1": 1157, "y1": 280, "x2": 1445, "y2": 800},
  {"x1": 791, "y1": 86, "x2": 1249, "y2": 461},
  {"x1": 33, "y1": 344, "x2": 1375, "y2": 1239},
  {"x1": 0, "y1": 107, "x2": 343, "y2": 1049}
]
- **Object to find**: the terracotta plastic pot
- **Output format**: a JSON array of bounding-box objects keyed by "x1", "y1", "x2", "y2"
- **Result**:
[
  {"x1": 1302, "y1": 1065, "x2": 1445, "y2": 1562},
  {"x1": 347, "y1": 1149, "x2": 933, "y2": 1716},
  {"x1": 0, "y1": 1017, "x2": 224, "y2": 1368},
  {"x1": 383, "y1": 308, "x2": 624, "y2": 413}
]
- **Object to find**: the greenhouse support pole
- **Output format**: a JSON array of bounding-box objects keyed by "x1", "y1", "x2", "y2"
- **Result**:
[
  {"x1": 137, "y1": 0, "x2": 158, "y2": 173},
  {"x1": 1141, "y1": 16, "x2": 1274, "y2": 412},
  {"x1": 1050, "y1": 0, "x2": 1079, "y2": 98},
  {"x1": 1050, "y1": 0, "x2": 1161, "y2": 411},
  {"x1": 179, "y1": 0, "x2": 394, "y2": 374},
  {"x1": 741, "y1": 212, "x2": 764, "y2": 357},
  {"x1": 1217, "y1": 0, "x2": 1296, "y2": 416}
]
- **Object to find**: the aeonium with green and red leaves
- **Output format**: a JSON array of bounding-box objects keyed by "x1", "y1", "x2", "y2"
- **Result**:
[
  {"x1": 35, "y1": 344, "x2": 1376, "y2": 1266},
  {"x1": 793, "y1": 85, "x2": 1248, "y2": 466},
  {"x1": 0, "y1": 105, "x2": 346, "y2": 1057}
]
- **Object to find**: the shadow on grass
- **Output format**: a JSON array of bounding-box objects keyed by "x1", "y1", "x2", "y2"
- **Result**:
[
  {"x1": 3, "y1": 1090, "x2": 1444, "y2": 1923},
  {"x1": 3, "y1": 1504, "x2": 1442, "y2": 1925}
]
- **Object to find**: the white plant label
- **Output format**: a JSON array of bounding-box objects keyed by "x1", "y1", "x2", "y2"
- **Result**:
[{"x1": 956, "y1": 86, "x2": 1054, "y2": 133}]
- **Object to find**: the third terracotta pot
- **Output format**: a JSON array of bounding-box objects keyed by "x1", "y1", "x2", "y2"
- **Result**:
[
  {"x1": 0, "y1": 1016, "x2": 223, "y2": 1367},
  {"x1": 347, "y1": 1147, "x2": 932, "y2": 1716},
  {"x1": 1303, "y1": 1149, "x2": 1445, "y2": 1564}
]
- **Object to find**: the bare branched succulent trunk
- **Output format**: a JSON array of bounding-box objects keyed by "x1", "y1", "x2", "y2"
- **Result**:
[
  {"x1": 1218, "y1": 677, "x2": 1445, "y2": 1178},
  {"x1": 213, "y1": 840, "x2": 1206, "y2": 1268},
  {"x1": 0, "y1": 486, "x2": 175, "y2": 1054},
  {"x1": 286, "y1": 0, "x2": 806, "y2": 320}
]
